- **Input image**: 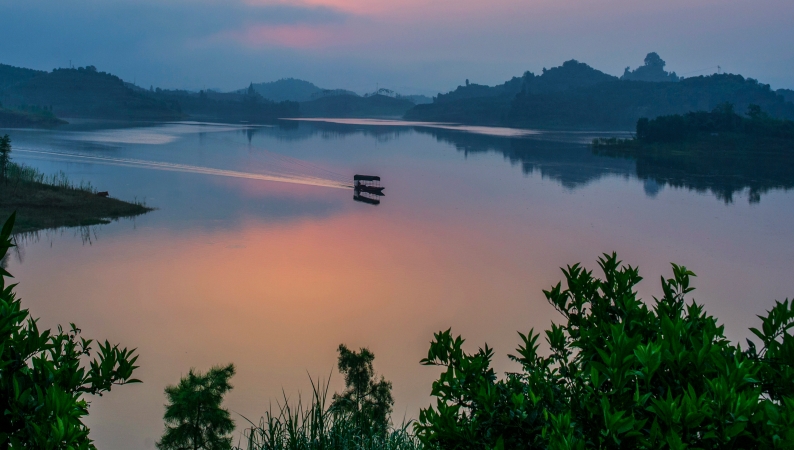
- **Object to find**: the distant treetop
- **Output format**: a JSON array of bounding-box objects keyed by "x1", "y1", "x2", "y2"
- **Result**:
[{"x1": 622, "y1": 52, "x2": 679, "y2": 82}]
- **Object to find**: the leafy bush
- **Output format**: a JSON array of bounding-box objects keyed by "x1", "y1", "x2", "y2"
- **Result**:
[
  {"x1": 331, "y1": 344, "x2": 395, "y2": 436},
  {"x1": 0, "y1": 213, "x2": 140, "y2": 449},
  {"x1": 416, "y1": 253, "x2": 794, "y2": 449},
  {"x1": 158, "y1": 364, "x2": 236, "y2": 450},
  {"x1": 636, "y1": 103, "x2": 794, "y2": 143}
]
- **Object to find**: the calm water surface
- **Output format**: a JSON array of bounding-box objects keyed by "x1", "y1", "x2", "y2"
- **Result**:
[{"x1": 4, "y1": 120, "x2": 794, "y2": 449}]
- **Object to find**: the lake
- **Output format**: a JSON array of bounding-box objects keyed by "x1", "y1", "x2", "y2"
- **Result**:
[{"x1": 4, "y1": 119, "x2": 794, "y2": 450}]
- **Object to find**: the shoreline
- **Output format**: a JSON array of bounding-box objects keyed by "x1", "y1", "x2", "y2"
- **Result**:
[{"x1": 0, "y1": 180, "x2": 153, "y2": 234}]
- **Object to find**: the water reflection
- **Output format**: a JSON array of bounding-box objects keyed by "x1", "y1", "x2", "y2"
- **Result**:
[
  {"x1": 264, "y1": 119, "x2": 792, "y2": 203},
  {"x1": 2, "y1": 119, "x2": 793, "y2": 450}
]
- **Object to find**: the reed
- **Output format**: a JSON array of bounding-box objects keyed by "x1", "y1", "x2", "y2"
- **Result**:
[
  {"x1": 6, "y1": 162, "x2": 96, "y2": 192},
  {"x1": 239, "y1": 377, "x2": 421, "y2": 450}
]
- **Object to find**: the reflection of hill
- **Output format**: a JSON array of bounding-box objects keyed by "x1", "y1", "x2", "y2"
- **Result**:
[
  {"x1": 299, "y1": 94, "x2": 415, "y2": 119},
  {"x1": 249, "y1": 120, "x2": 793, "y2": 203},
  {"x1": 415, "y1": 128, "x2": 635, "y2": 189},
  {"x1": 246, "y1": 120, "x2": 414, "y2": 143},
  {"x1": 260, "y1": 121, "x2": 635, "y2": 189},
  {"x1": 595, "y1": 141, "x2": 794, "y2": 203}
]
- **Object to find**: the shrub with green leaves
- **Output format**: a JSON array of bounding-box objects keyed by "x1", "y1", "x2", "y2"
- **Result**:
[
  {"x1": 0, "y1": 213, "x2": 140, "y2": 449},
  {"x1": 416, "y1": 253, "x2": 794, "y2": 449},
  {"x1": 332, "y1": 344, "x2": 395, "y2": 436},
  {"x1": 158, "y1": 364, "x2": 236, "y2": 450}
]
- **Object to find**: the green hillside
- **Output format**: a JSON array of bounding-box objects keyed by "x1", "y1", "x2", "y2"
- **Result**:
[
  {"x1": 152, "y1": 87, "x2": 298, "y2": 123},
  {"x1": 0, "y1": 63, "x2": 46, "y2": 90},
  {"x1": 0, "y1": 105, "x2": 66, "y2": 128},
  {"x1": 406, "y1": 54, "x2": 794, "y2": 130},
  {"x1": 1, "y1": 66, "x2": 181, "y2": 121},
  {"x1": 249, "y1": 78, "x2": 323, "y2": 102}
]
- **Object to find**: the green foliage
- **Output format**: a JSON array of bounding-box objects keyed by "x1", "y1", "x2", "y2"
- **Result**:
[
  {"x1": 241, "y1": 376, "x2": 418, "y2": 450},
  {"x1": 332, "y1": 344, "x2": 395, "y2": 435},
  {"x1": 158, "y1": 364, "x2": 236, "y2": 450},
  {"x1": 416, "y1": 253, "x2": 794, "y2": 449},
  {"x1": 0, "y1": 213, "x2": 140, "y2": 449},
  {"x1": 408, "y1": 60, "x2": 794, "y2": 129},
  {"x1": 635, "y1": 103, "x2": 794, "y2": 143},
  {"x1": 0, "y1": 134, "x2": 10, "y2": 181}
]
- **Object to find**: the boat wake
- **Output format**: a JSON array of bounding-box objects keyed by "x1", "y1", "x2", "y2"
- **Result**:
[{"x1": 14, "y1": 148, "x2": 352, "y2": 190}]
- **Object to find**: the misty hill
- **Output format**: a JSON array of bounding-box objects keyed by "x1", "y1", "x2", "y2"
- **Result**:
[
  {"x1": 400, "y1": 94, "x2": 432, "y2": 104},
  {"x1": 508, "y1": 74, "x2": 794, "y2": 129},
  {"x1": 299, "y1": 94, "x2": 415, "y2": 118},
  {"x1": 407, "y1": 59, "x2": 618, "y2": 125},
  {"x1": 406, "y1": 54, "x2": 794, "y2": 129},
  {"x1": 779, "y1": 89, "x2": 794, "y2": 103},
  {"x1": 0, "y1": 64, "x2": 46, "y2": 90},
  {"x1": 1, "y1": 65, "x2": 181, "y2": 121},
  {"x1": 248, "y1": 78, "x2": 323, "y2": 102},
  {"x1": 246, "y1": 79, "x2": 356, "y2": 102},
  {"x1": 149, "y1": 87, "x2": 299, "y2": 123}
]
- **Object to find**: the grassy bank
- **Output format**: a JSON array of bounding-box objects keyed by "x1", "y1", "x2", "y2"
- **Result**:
[
  {"x1": 0, "y1": 162, "x2": 152, "y2": 233},
  {"x1": 0, "y1": 105, "x2": 67, "y2": 127}
]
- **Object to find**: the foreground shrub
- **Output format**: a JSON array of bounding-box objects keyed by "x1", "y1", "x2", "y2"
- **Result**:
[
  {"x1": 240, "y1": 345, "x2": 417, "y2": 450},
  {"x1": 158, "y1": 364, "x2": 236, "y2": 450},
  {"x1": 416, "y1": 253, "x2": 794, "y2": 449},
  {"x1": 241, "y1": 379, "x2": 419, "y2": 450},
  {"x1": 331, "y1": 344, "x2": 395, "y2": 436},
  {"x1": 0, "y1": 213, "x2": 140, "y2": 449}
]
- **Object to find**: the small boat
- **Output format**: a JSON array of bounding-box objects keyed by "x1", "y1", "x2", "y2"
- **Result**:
[
  {"x1": 353, "y1": 175, "x2": 384, "y2": 205},
  {"x1": 353, "y1": 175, "x2": 385, "y2": 195}
]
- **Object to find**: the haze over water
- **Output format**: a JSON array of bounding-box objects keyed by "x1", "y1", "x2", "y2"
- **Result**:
[{"x1": 4, "y1": 120, "x2": 794, "y2": 450}]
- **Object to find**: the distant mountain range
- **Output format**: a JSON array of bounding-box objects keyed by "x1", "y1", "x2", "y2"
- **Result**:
[
  {"x1": 241, "y1": 79, "x2": 430, "y2": 118},
  {"x1": 1, "y1": 55, "x2": 792, "y2": 129},
  {"x1": 406, "y1": 53, "x2": 794, "y2": 130}
]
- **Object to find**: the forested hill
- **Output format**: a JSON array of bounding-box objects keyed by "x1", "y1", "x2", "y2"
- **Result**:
[
  {"x1": 405, "y1": 60, "x2": 620, "y2": 126},
  {"x1": 249, "y1": 78, "x2": 323, "y2": 102},
  {"x1": 405, "y1": 55, "x2": 794, "y2": 130},
  {"x1": 0, "y1": 63, "x2": 300, "y2": 124},
  {"x1": 0, "y1": 64, "x2": 46, "y2": 90},
  {"x1": 1, "y1": 65, "x2": 181, "y2": 121}
]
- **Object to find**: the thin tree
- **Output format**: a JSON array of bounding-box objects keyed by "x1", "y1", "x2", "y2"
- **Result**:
[
  {"x1": 157, "y1": 364, "x2": 236, "y2": 450},
  {"x1": 0, "y1": 134, "x2": 11, "y2": 183},
  {"x1": 331, "y1": 344, "x2": 394, "y2": 435}
]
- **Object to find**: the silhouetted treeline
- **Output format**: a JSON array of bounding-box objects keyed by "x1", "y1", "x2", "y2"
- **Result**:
[
  {"x1": 0, "y1": 63, "x2": 303, "y2": 124},
  {"x1": 406, "y1": 54, "x2": 794, "y2": 130},
  {"x1": 147, "y1": 87, "x2": 298, "y2": 123},
  {"x1": 0, "y1": 65, "x2": 181, "y2": 121},
  {"x1": 634, "y1": 103, "x2": 794, "y2": 143},
  {"x1": 0, "y1": 104, "x2": 65, "y2": 127},
  {"x1": 593, "y1": 104, "x2": 794, "y2": 203}
]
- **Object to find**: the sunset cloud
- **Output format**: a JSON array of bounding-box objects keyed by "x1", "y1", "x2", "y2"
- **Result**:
[
  {"x1": 216, "y1": 24, "x2": 350, "y2": 49},
  {"x1": 0, "y1": 0, "x2": 791, "y2": 93}
]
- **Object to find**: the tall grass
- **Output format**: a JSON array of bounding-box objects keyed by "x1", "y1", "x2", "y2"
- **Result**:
[
  {"x1": 238, "y1": 378, "x2": 421, "y2": 450},
  {"x1": 6, "y1": 162, "x2": 96, "y2": 193}
]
